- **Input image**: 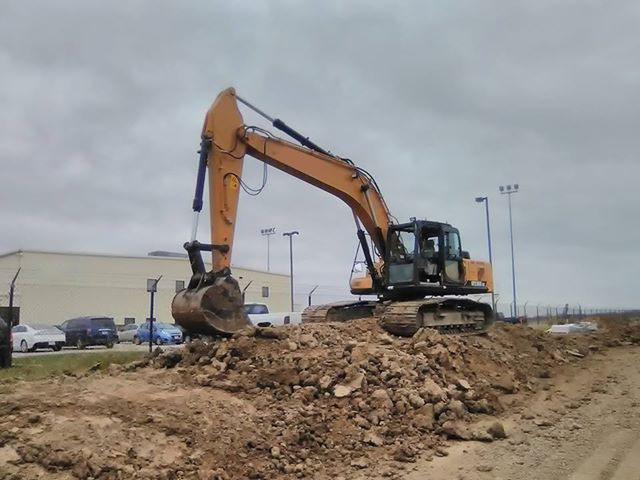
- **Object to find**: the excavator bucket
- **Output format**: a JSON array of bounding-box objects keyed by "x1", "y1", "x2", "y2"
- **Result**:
[{"x1": 171, "y1": 274, "x2": 251, "y2": 336}]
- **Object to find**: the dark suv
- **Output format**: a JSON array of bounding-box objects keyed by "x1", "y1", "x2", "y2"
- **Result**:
[
  {"x1": 0, "y1": 314, "x2": 11, "y2": 368},
  {"x1": 59, "y1": 316, "x2": 117, "y2": 349}
]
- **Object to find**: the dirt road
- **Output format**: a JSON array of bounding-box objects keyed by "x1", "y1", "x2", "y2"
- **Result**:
[{"x1": 404, "y1": 346, "x2": 640, "y2": 480}]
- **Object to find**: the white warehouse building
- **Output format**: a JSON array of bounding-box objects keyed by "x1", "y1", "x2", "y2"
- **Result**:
[{"x1": 0, "y1": 250, "x2": 291, "y2": 327}]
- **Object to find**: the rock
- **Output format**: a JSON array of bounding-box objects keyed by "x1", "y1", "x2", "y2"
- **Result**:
[
  {"x1": 298, "y1": 334, "x2": 318, "y2": 347},
  {"x1": 457, "y1": 378, "x2": 472, "y2": 390},
  {"x1": 27, "y1": 414, "x2": 41, "y2": 424},
  {"x1": 487, "y1": 421, "x2": 507, "y2": 439},
  {"x1": 491, "y1": 376, "x2": 517, "y2": 394},
  {"x1": 232, "y1": 326, "x2": 256, "y2": 338},
  {"x1": 156, "y1": 351, "x2": 183, "y2": 368},
  {"x1": 434, "y1": 446, "x2": 449, "y2": 457},
  {"x1": 353, "y1": 415, "x2": 370, "y2": 429},
  {"x1": 534, "y1": 418, "x2": 553, "y2": 427},
  {"x1": 350, "y1": 457, "x2": 369, "y2": 469},
  {"x1": 566, "y1": 349, "x2": 584, "y2": 358},
  {"x1": 255, "y1": 328, "x2": 288, "y2": 340},
  {"x1": 408, "y1": 392, "x2": 425, "y2": 409},
  {"x1": 421, "y1": 378, "x2": 446, "y2": 402},
  {"x1": 287, "y1": 342, "x2": 298, "y2": 351},
  {"x1": 471, "y1": 429, "x2": 494, "y2": 442},
  {"x1": 270, "y1": 446, "x2": 281, "y2": 459},
  {"x1": 441, "y1": 421, "x2": 470, "y2": 440},
  {"x1": 350, "y1": 345, "x2": 371, "y2": 365},
  {"x1": 334, "y1": 372, "x2": 365, "y2": 397},
  {"x1": 446, "y1": 399, "x2": 466, "y2": 418},
  {"x1": 378, "y1": 333, "x2": 394, "y2": 345},
  {"x1": 413, "y1": 341, "x2": 428, "y2": 351},
  {"x1": 412, "y1": 413, "x2": 434, "y2": 431},
  {"x1": 370, "y1": 389, "x2": 393, "y2": 410},
  {"x1": 194, "y1": 374, "x2": 212, "y2": 386},
  {"x1": 196, "y1": 356, "x2": 211, "y2": 366},
  {"x1": 363, "y1": 431, "x2": 384, "y2": 447},
  {"x1": 426, "y1": 344, "x2": 452, "y2": 367},
  {"x1": 215, "y1": 342, "x2": 229, "y2": 360},
  {"x1": 318, "y1": 375, "x2": 333, "y2": 390},
  {"x1": 334, "y1": 385, "x2": 353, "y2": 398},
  {"x1": 393, "y1": 444, "x2": 417, "y2": 463},
  {"x1": 477, "y1": 465, "x2": 493, "y2": 472},
  {"x1": 257, "y1": 368, "x2": 300, "y2": 388}
]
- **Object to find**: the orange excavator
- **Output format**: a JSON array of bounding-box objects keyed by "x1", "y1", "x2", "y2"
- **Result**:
[{"x1": 171, "y1": 88, "x2": 493, "y2": 337}]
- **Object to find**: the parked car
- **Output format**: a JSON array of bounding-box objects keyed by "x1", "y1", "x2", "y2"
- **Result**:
[
  {"x1": 245, "y1": 303, "x2": 302, "y2": 327},
  {"x1": 0, "y1": 314, "x2": 11, "y2": 368},
  {"x1": 244, "y1": 303, "x2": 270, "y2": 315},
  {"x1": 174, "y1": 324, "x2": 196, "y2": 343},
  {"x1": 59, "y1": 316, "x2": 117, "y2": 349},
  {"x1": 11, "y1": 324, "x2": 66, "y2": 352},
  {"x1": 117, "y1": 323, "x2": 140, "y2": 343},
  {"x1": 135, "y1": 322, "x2": 183, "y2": 345}
]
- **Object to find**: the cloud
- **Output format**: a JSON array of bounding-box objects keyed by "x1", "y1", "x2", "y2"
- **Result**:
[{"x1": 1, "y1": 0, "x2": 638, "y2": 311}]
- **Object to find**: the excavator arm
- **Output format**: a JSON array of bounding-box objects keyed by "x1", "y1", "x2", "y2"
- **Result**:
[
  {"x1": 172, "y1": 88, "x2": 393, "y2": 335},
  {"x1": 203, "y1": 87, "x2": 391, "y2": 275}
]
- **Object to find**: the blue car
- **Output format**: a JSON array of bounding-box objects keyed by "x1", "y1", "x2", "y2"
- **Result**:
[{"x1": 135, "y1": 322, "x2": 183, "y2": 345}]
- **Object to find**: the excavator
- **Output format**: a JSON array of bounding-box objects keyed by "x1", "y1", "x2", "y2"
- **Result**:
[{"x1": 171, "y1": 88, "x2": 494, "y2": 337}]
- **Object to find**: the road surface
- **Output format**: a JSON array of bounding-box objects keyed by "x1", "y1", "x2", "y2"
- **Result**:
[{"x1": 404, "y1": 346, "x2": 640, "y2": 480}]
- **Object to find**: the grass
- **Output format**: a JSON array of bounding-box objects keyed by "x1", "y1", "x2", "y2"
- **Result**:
[{"x1": 0, "y1": 350, "x2": 146, "y2": 383}]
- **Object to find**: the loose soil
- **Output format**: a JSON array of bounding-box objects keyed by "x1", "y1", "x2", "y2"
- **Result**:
[{"x1": 0, "y1": 316, "x2": 639, "y2": 480}]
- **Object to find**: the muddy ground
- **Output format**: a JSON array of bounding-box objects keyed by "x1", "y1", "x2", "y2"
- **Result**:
[{"x1": 0, "y1": 316, "x2": 639, "y2": 480}]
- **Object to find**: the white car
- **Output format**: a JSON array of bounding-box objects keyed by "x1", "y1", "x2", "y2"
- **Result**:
[
  {"x1": 12, "y1": 324, "x2": 66, "y2": 352},
  {"x1": 244, "y1": 304, "x2": 302, "y2": 327}
]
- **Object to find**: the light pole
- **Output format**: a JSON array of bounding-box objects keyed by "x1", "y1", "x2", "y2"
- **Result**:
[
  {"x1": 261, "y1": 227, "x2": 276, "y2": 272},
  {"x1": 146, "y1": 275, "x2": 162, "y2": 353},
  {"x1": 475, "y1": 196, "x2": 495, "y2": 314},
  {"x1": 499, "y1": 183, "x2": 519, "y2": 317},
  {"x1": 283, "y1": 231, "x2": 299, "y2": 311},
  {"x1": 308, "y1": 285, "x2": 319, "y2": 307}
]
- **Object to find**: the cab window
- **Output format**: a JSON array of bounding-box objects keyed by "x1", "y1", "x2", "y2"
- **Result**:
[{"x1": 445, "y1": 232, "x2": 461, "y2": 260}]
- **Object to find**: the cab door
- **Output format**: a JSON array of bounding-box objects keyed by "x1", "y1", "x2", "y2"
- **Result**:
[{"x1": 443, "y1": 229, "x2": 464, "y2": 284}]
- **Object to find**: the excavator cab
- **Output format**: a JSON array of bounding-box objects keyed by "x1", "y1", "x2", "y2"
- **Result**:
[{"x1": 384, "y1": 220, "x2": 489, "y2": 298}]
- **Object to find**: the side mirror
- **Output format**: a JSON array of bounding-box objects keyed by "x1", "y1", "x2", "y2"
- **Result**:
[{"x1": 461, "y1": 251, "x2": 470, "y2": 259}]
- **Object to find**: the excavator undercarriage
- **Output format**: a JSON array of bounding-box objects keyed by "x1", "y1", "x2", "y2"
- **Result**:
[{"x1": 302, "y1": 298, "x2": 492, "y2": 337}]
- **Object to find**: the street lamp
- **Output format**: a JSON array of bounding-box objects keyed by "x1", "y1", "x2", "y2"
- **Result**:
[
  {"x1": 474, "y1": 196, "x2": 495, "y2": 314},
  {"x1": 282, "y1": 231, "x2": 299, "y2": 311},
  {"x1": 146, "y1": 275, "x2": 162, "y2": 353},
  {"x1": 260, "y1": 227, "x2": 276, "y2": 272},
  {"x1": 499, "y1": 183, "x2": 520, "y2": 317}
]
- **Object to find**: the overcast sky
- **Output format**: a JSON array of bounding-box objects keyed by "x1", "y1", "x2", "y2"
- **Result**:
[{"x1": 1, "y1": 0, "x2": 638, "y2": 312}]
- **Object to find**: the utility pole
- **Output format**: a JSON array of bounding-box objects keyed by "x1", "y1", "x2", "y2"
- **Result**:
[
  {"x1": 282, "y1": 231, "x2": 299, "y2": 311},
  {"x1": 474, "y1": 196, "x2": 495, "y2": 314},
  {"x1": 261, "y1": 228, "x2": 276, "y2": 272},
  {"x1": 499, "y1": 184, "x2": 520, "y2": 317},
  {"x1": 146, "y1": 275, "x2": 162, "y2": 353},
  {"x1": 4, "y1": 268, "x2": 21, "y2": 368}
]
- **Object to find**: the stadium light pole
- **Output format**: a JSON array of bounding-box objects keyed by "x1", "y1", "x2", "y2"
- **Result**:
[
  {"x1": 260, "y1": 227, "x2": 276, "y2": 272},
  {"x1": 283, "y1": 231, "x2": 299, "y2": 311},
  {"x1": 475, "y1": 196, "x2": 495, "y2": 314},
  {"x1": 499, "y1": 183, "x2": 520, "y2": 317}
]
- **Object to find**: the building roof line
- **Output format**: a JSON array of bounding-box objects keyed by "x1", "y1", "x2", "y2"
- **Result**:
[{"x1": 0, "y1": 249, "x2": 289, "y2": 278}]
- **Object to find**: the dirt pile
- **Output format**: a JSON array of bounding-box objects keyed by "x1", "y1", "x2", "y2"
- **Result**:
[
  {"x1": 1, "y1": 315, "x2": 639, "y2": 480},
  {"x1": 143, "y1": 315, "x2": 639, "y2": 478}
]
